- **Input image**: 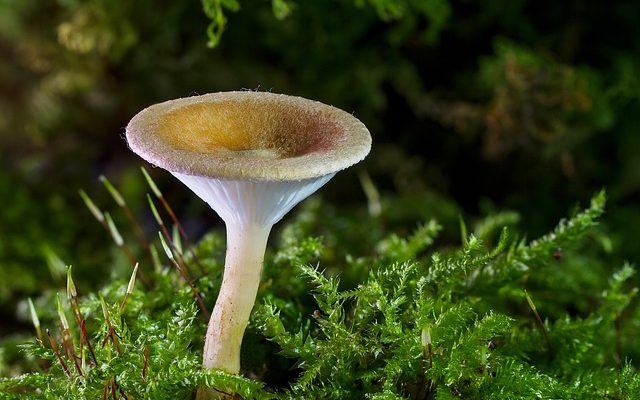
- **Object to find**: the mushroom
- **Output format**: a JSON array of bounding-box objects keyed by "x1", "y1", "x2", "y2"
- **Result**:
[{"x1": 125, "y1": 91, "x2": 371, "y2": 378}]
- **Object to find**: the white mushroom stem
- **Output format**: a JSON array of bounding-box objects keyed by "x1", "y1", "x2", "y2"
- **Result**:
[
  {"x1": 203, "y1": 222, "x2": 271, "y2": 373},
  {"x1": 172, "y1": 172, "x2": 334, "y2": 375}
]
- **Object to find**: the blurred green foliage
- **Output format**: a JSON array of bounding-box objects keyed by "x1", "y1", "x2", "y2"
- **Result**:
[{"x1": 0, "y1": 0, "x2": 639, "y2": 378}]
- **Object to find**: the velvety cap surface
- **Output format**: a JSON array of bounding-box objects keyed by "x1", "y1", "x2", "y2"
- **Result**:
[{"x1": 126, "y1": 91, "x2": 371, "y2": 181}]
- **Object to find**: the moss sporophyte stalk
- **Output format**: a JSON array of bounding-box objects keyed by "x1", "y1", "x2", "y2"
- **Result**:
[{"x1": 125, "y1": 91, "x2": 372, "y2": 398}]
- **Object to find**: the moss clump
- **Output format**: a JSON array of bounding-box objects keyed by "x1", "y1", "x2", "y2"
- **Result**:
[{"x1": 1, "y1": 189, "x2": 638, "y2": 399}]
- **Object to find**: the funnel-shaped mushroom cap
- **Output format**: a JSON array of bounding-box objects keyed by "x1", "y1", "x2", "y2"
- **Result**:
[
  {"x1": 126, "y1": 91, "x2": 371, "y2": 181},
  {"x1": 126, "y1": 91, "x2": 371, "y2": 225}
]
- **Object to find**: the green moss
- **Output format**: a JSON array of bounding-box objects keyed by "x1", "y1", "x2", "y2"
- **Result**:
[{"x1": 0, "y1": 189, "x2": 638, "y2": 399}]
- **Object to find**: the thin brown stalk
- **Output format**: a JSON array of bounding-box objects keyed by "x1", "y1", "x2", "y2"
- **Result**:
[
  {"x1": 80, "y1": 319, "x2": 98, "y2": 366},
  {"x1": 99, "y1": 213, "x2": 137, "y2": 268},
  {"x1": 111, "y1": 377, "x2": 117, "y2": 400},
  {"x1": 524, "y1": 290, "x2": 552, "y2": 355},
  {"x1": 71, "y1": 351, "x2": 84, "y2": 376},
  {"x1": 82, "y1": 200, "x2": 140, "y2": 280},
  {"x1": 158, "y1": 194, "x2": 207, "y2": 276},
  {"x1": 121, "y1": 245, "x2": 139, "y2": 271},
  {"x1": 107, "y1": 322, "x2": 121, "y2": 354},
  {"x1": 159, "y1": 221, "x2": 192, "y2": 280},
  {"x1": 102, "y1": 380, "x2": 109, "y2": 400},
  {"x1": 66, "y1": 267, "x2": 93, "y2": 372},
  {"x1": 57, "y1": 321, "x2": 70, "y2": 359},
  {"x1": 62, "y1": 321, "x2": 83, "y2": 378},
  {"x1": 58, "y1": 319, "x2": 82, "y2": 376},
  {"x1": 149, "y1": 194, "x2": 197, "y2": 282},
  {"x1": 123, "y1": 203, "x2": 152, "y2": 251},
  {"x1": 67, "y1": 267, "x2": 83, "y2": 327},
  {"x1": 173, "y1": 257, "x2": 210, "y2": 319},
  {"x1": 100, "y1": 297, "x2": 121, "y2": 354},
  {"x1": 110, "y1": 376, "x2": 128, "y2": 400},
  {"x1": 142, "y1": 346, "x2": 150, "y2": 381},
  {"x1": 100, "y1": 175, "x2": 153, "y2": 261},
  {"x1": 69, "y1": 297, "x2": 82, "y2": 326},
  {"x1": 56, "y1": 296, "x2": 75, "y2": 360},
  {"x1": 84, "y1": 188, "x2": 149, "y2": 287},
  {"x1": 159, "y1": 233, "x2": 210, "y2": 319},
  {"x1": 142, "y1": 167, "x2": 206, "y2": 276},
  {"x1": 79, "y1": 324, "x2": 84, "y2": 371},
  {"x1": 47, "y1": 329, "x2": 71, "y2": 378}
]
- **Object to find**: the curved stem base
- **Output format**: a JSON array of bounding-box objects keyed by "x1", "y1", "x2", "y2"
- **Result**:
[{"x1": 197, "y1": 224, "x2": 271, "y2": 399}]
